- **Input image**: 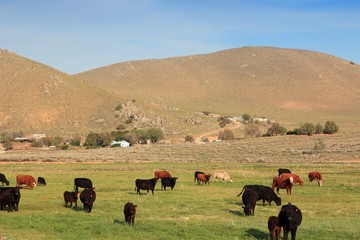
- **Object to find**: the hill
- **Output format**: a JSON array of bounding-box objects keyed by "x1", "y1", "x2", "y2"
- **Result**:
[
  {"x1": 0, "y1": 49, "x2": 123, "y2": 137},
  {"x1": 76, "y1": 46, "x2": 360, "y2": 126}
]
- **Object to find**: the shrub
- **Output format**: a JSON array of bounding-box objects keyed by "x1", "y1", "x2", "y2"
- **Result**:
[
  {"x1": 242, "y1": 113, "x2": 251, "y2": 122},
  {"x1": 69, "y1": 134, "x2": 81, "y2": 146},
  {"x1": 203, "y1": 111, "x2": 211, "y2": 116},
  {"x1": 266, "y1": 122, "x2": 287, "y2": 136},
  {"x1": 218, "y1": 129, "x2": 234, "y2": 140},
  {"x1": 32, "y1": 140, "x2": 44, "y2": 148},
  {"x1": 2, "y1": 140, "x2": 12, "y2": 150},
  {"x1": 315, "y1": 123, "x2": 324, "y2": 134},
  {"x1": 323, "y1": 121, "x2": 339, "y2": 134},
  {"x1": 185, "y1": 135, "x2": 194, "y2": 143},
  {"x1": 115, "y1": 104, "x2": 122, "y2": 111},
  {"x1": 300, "y1": 122, "x2": 316, "y2": 136},
  {"x1": 218, "y1": 116, "x2": 231, "y2": 128},
  {"x1": 146, "y1": 128, "x2": 164, "y2": 143},
  {"x1": 312, "y1": 139, "x2": 326, "y2": 154},
  {"x1": 57, "y1": 144, "x2": 69, "y2": 150},
  {"x1": 244, "y1": 124, "x2": 261, "y2": 138}
]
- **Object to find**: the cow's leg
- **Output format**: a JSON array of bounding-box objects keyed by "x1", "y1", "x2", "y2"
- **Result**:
[
  {"x1": 283, "y1": 227, "x2": 289, "y2": 240},
  {"x1": 290, "y1": 229, "x2": 297, "y2": 240}
]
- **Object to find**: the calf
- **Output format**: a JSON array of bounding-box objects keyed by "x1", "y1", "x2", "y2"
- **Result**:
[
  {"x1": 37, "y1": 177, "x2": 47, "y2": 186},
  {"x1": 63, "y1": 191, "x2": 78, "y2": 208},
  {"x1": 278, "y1": 168, "x2": 291, "y2": 176},
  {"x1": 123, "y1": 202, "x2": 137, "y2": 226},
  {"x1": 197, "y1": 173, "x2": 211, "y2": 185},
  {"x1": 74, "y1": 178, "x2": 93, "y2": 192},
  {"x1": 268, "y1": 216, "x2": 281, "y2": 240},
  {"x1": 237, "y1": 185, "x2": 281, "y2": 206},
  {"x1": 16, "y1": 174, "x2": 37, "y2": 190},
  {"x1": 0, "y1": 187, "x2": 21, "y2": 211},
  {"x1": 154, "y1": 170, "x2": 172, "y2": 179},
  {"x1": 272, "y1": 177, "x2": 293, "y2": 195},
  {"x1": 194, "y1": 171, "x2": 205, "y2": 182},
  {"x1": 161, "y1": 177, "x2": 178, "y2": 190},
  {"x1": 241, "y1": 188, "x2": 258, "y2": 216},
  {"x1": 80, "y1": 188, "x2": 96, "y2": 213},
  {"x1": 278, "y1": 203, "x2": 302, "y2": 240},
  {"x1": 308, "y1": 172, "x2": 323, "y2": 186},
  {"x1": 135, "y1": 178, "x2": 157, "y2": 195},
  {"x1": 213, "y1": 170, "x2": 233, "y2": 182},
  {"x1": 0, "y1": 173, "x2": 10, "y2": 186}
]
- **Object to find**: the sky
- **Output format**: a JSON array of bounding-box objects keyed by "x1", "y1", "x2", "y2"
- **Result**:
[{"x1": 1, "y1": 0, "x2": 359, "y2": 74}]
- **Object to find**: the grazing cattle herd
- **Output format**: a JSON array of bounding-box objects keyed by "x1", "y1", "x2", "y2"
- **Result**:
[{"x1": 0, "y1": 167, "x2": 323, "y2": 238}]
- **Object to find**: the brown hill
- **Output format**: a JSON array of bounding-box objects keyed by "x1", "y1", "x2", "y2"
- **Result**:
[
  {"x1": 76, "y1": 46, "x2": 360, "y2": 125},
  {"x1": 0, "y1": 49, "x2": 123, "y2": 137}
]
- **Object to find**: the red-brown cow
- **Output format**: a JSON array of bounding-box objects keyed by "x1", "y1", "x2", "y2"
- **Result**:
[
  {"x1": 280, "y1": 173, "x2": 304, "y2": 186},
  {"x1": 197, "y1": 173, "x2": 211, "y2": 185},
  {"x1": 272, "y1": 176, "x2": 293, "y2": 195},
  {"x1": 308, "y1": 171, "x2": 323, "y2": 186},
  {"x1": 154, "y1": 170, "x2": 172, "y2": 179},
  {"x1": 268, "y1": 216, "x2": 281, "y2": 240},
  {"x1": 16, "y1": 175, "x2": 37, "y2": 190}
]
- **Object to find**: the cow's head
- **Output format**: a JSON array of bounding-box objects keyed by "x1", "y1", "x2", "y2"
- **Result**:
[
  {"x1": 242, "y1": 206, "x2": 253, "y2": 216},
  {"x1": 289, "y1": 176, "x2": 294, "y2": 184},
  {"x1": 318, "y1": 180, "x2": 323, "y2": 187},
  {"x1": 274, "y1": 196, "x2": 282, "y2": 206},
  {"x1": 32, "y1": 181, "x2": 37, "y2": 188}
]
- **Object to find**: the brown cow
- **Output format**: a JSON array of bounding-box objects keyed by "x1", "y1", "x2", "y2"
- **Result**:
[
  {"x1": 197, "y1": 173, "x2": 211, "y2": 185},
  {"x1": 268, "y1": 216, "x2": 281, "y2": 240},
  {"x1": 272, "y1": 176, "x2": 293, "y2": 195},
  {"x1": 280, "y1": 173, "x2": 304, "y2": 186},
  {"x1": 308, "y1": 172, "x2": 323, "y2": 186},
  {"x1": 16, "y1": 175, "x2": 37, "y2": 190},
  {"x1": 154, "y1": 170, "x2": 172, "y2": 179}
]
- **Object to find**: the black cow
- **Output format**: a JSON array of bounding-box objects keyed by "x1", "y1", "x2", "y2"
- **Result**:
[
  {"x1": 161, "y1": 177, "x2": 178, "y2": 190},
  {"x1": 241, "y1": 188, "x2": 258, "y2": 216},
  {"x1": 63, "y1": 191, "x2": 78, "y2": 208},
  {"x1": 278, "y1": 168, "x2": 291, "y2": 177},
  {"x1": 37, "y1": 177, "x2": 46, "y2": 186},
  {"x1": 74, "y1": 178, "x2": 93, "y2": 192},
  {"x1": 237, "y1": 185, "x2": 281, "y2": 206},
  {"x1": 0, "y1": 173, "x2": 9, "y2": 186},
  {"x1": 123, "y1": 202, "x2": 137, "y2": 226},
  {"x1": 80, "y1": 188, "x2": 96, "y2": 213},
  {"x1": 0, "y1": 187, "x2": 21, "y2": 211},
  {"x1": 278, "y1": 203, "x2": 302, "y2": 240},
  {"x1": 194, "y1": 171, "x2": 205, "y2": 182},
  {"x1": 135, "y1": 178, "x2": 157, "y2": 195}
]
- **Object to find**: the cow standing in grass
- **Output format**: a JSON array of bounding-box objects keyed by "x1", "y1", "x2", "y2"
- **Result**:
[
  {"x1": 272, "y1": 177, "x2": 293, "y2": 195},
  {"x1": 135, "y1": 178, "x2": 157, "y2": 195},
  {"x1": 124, "y1": 202, "x2": 137, "y2": 226},
  {"x1": 64, "y1": 191, "x2": 78, "y2": 208},
  {"x1": 80, "y1": 188, "x2": 96, "y2": 213},
  {"x1": 194, "y1": 171, "x2": 205, "y2": 182},
  {"x1": 161, "y1": 177, "x2": 178, "y2": 190},
  {"x1": 16, "y1": 175, "x2": 36, "y2": 190},
  {"x1": 241, "y1": 188, "x2": 258, "y2": 216},
  {"x1": 74, "y1": 178, "x2": 93, "y2": 192},
  {"x1": 308, "y1": 172, "x2": 323, "y2": 186},
  {"x1": 37, "y1": 177, "x2": 46, "y2": 186},
  {"x1": 237, "y1": 185, "x2": 281, "y2": 206},
  {"x1": 278, "y1": 203, "x2": 302, "y2": 240},
  {"x1": 197, "y1": 173, "x2": 211, "y2": 185},
  {"x1": 268, "y1": 216, "x2": 281, "y2": 240},
  {"x1": 0, "y1": 173, "x2": 10, "y2": 186}
]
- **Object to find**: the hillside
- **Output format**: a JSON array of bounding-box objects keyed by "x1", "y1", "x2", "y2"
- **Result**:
[
  {"x1": 76, "y1": 46, "x2": 360, "y2": 126},
  {"x1": 0, "y1": 49, "x2": 123, "y2": 137}
]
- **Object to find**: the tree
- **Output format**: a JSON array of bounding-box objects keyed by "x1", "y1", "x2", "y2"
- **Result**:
[
  {"x1": 323, "y1": 121, "x2": 339, "y2": 134},
  {"x1": 315, "y1": 123, "x2": 324, "y2": 134},
  {"x1": 218, "y1": 129, "x2": 234, "y2": 140},
  {"x1": 218, "y1": 116, "x2": 231, "y2": 128},
  {"x1": 266, "y1": 122, "x2": 287, "y2": 136},
  {"x1": 146, "y1": 128, "x2": 164, "y2": 143},
  {"x1": 300, "y1": 122, "x2": 316, "y2": 136}
]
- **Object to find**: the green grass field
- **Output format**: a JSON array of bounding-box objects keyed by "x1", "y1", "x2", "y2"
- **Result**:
[{"x1": 0, "y1": 161, "x2": 359, "y2": 240}]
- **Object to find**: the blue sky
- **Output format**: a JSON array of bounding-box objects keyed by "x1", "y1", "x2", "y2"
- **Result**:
[{"x1": 1, "y1": 0, "x2": 359, "y2": 74}]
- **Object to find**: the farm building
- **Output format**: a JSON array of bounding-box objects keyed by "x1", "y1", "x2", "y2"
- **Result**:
[{"x1": 111, "y1": 140, "x2": 130, "y2": 148}]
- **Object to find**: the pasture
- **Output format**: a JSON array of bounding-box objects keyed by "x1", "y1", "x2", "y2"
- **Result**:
[{"x1": 0, "y1": 161, "x2": 359, "y2": 240}]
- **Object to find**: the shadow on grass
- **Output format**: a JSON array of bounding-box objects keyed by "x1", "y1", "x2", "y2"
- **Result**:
[
  {"x1": 245, "y1": 228, "x2": 268, "y2": 240},
  {"x1": 228, "y1": 209, "x2": 244, "y2": 217}
]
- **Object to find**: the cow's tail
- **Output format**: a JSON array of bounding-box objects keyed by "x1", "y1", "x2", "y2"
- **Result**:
[{"x1": 237, "y1": 186, "x2": 246, "y2": 197}]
